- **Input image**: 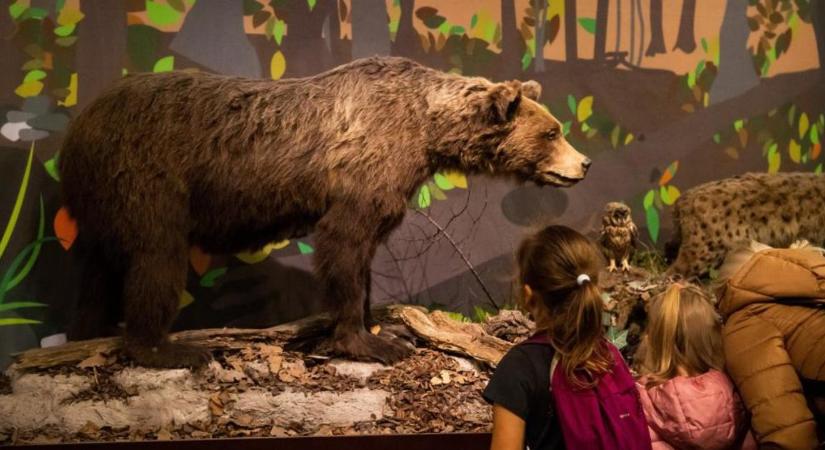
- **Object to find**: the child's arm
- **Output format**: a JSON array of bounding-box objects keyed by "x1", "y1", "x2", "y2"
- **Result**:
[{"x1": 490, "y1": 404, "x2": 525, "y2": 450}]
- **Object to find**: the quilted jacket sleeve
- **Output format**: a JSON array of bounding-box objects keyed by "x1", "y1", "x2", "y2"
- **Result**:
[{"x1": 723, "y1": 305, "x2": 818, "y2": 450}]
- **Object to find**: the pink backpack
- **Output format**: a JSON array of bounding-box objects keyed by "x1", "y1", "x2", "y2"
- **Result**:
[{"x1": 522, "y1": 334, "x2": 652, "y2": 450}]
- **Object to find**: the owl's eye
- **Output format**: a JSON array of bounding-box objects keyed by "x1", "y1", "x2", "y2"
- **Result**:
[{"x1": 545, "y1": 129, "x2": 559, "y2": 141}]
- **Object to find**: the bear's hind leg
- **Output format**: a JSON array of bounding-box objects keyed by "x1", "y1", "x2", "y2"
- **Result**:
[{"x1": 122, "y1": 238, "x2": 211, "y2": 369}]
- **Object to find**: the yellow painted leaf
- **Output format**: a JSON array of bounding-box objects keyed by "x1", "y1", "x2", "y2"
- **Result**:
[
  {"x1": 235, "y1": 240, "x2": 289, "y2": 264},
  {"x1": 768, "y1": 149, "x2": 781, "y2": 173},
  {"x1": 15, "y1": 81, "x2": 43, "y2": 98},
  {"x1": 725, "y1": 147, "x2": 739, "y2": 160},
  {"x1": 270, "y1": 51, "x2": 286, "y2": 80},
  {"x1": 624, "y1": 133, "x2": 634, "y2": 145},
  {"x1": 799, "y1": 113, "x2": 809, "y2": 139},
  {"x1": 178, "y1": 290, "x2": 194, "y2": 309},
  {"x1": 665, "y1": 185, "x2": 680, "y2": 205},
  {"x1": 789, "y1": 138, "x2": 801, "y2": 163},
  {"x1": 576, "y1": 95, "x2": 593, "y2": 122},
  {"x1": 58, "y1": 73, "x2": 77, "y2": 107},
  {"x1": 444, "y1": 170, "x2": 468, "y2": 189},
  {"x1": 57, "y1": 7, "x2": 84, "y2": 26}
]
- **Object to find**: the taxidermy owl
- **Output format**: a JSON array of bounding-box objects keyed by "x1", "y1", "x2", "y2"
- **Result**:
[{"x1": 599, "y1": 202, "x2": 638, "y2": 272}]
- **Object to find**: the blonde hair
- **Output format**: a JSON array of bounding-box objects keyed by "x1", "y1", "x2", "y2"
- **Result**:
[
  {"x1": 516, "y1": 225, "x2": 611, "y2": 389},
  {"x1": 637, "y1": 283, "x2": 724, "y2": 387}
]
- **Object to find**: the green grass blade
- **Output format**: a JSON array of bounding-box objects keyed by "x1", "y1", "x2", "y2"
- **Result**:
[
  {"x1": 6, "y1": 195, "x2": 45, "y2": 291},
  {"x1": 0, "y1": 302, "x2": 47, "y2": 312},
  {"x1": 0, "y1": 236, "x2": 58, "y2": 304},
  {"x1": 0, "y1": 318, "x2": 41, "y2": 326},
  {"x1": 0, "y1": 143, "x2": 35, "y2": 260}
]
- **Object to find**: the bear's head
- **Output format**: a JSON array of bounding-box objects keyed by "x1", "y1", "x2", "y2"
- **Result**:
[{"x1": 458, "y1": 80, "x2": 591, "y2": 188}]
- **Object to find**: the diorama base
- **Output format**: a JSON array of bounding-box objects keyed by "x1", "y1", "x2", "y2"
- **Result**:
[{"x1": 1, "y1": 268, "x2": 673, "y2": 446}]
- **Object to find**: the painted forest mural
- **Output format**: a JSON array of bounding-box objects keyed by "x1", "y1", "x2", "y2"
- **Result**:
[{"x1": 0, "y1": 0, "x2": 823, "y2": 368}]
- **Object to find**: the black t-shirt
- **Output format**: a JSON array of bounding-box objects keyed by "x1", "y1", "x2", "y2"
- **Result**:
[{"x1": 483, "y1": 343, "x2": 564, "y2": 450}]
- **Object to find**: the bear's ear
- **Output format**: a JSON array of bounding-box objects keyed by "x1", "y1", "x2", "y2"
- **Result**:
[
  {"x1": 488, "y1": 81, "x2": 522, "y2": 123},
  {"x1": 522, "y1": 80, "x2": 542, "y2": 101}
]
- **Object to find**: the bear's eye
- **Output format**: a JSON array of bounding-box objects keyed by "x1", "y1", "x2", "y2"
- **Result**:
[{"x1": 545, "y1": 129, "x2": 559, "y2": 141}]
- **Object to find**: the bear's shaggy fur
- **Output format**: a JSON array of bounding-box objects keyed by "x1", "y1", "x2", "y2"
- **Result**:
[
  {"x1": 668, "y1": 172, "x2": 825, "y2": 278},
  {"x1": 60, "y1": 57, "x2": 590, "y2": 367}
]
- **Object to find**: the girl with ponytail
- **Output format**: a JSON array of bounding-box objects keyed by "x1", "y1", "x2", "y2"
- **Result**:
[
  {"x1": 485, "y1": 225, "x2": 649, "y2": 450},
  {"x1": 635, "y1": 283, "x2": 755, "y2": 449}
]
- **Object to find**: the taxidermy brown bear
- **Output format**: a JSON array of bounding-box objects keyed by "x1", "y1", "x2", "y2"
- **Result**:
[{"x1": 60, "y1": 57, "x2": 591, "y2": 368}]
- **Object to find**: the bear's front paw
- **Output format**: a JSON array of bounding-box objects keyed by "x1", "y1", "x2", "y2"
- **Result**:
[
  {"x1": 333, "y1": 329, "x2": 413, "y2": 365},
  {"x1": 125, "y1": 341, "x2": 212, "y2": 369}
]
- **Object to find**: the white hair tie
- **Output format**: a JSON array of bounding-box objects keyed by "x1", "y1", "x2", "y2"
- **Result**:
[{"x1": 576, "y1": 274, "x2": 591, "y2": 286}]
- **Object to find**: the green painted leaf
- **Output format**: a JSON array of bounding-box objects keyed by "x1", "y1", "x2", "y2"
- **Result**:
[
  {"x1": 562, "y1": 121, "x2": 571, "y2": 137},
  {"x1": 811, "y1": 126, "x2": 820, "y2": 145},
  {"x1": 660, "y1": 185, "x2": 681, "y2": 205},
  {"x1": 450, "y1": 25, "x2": 465, "y2": 35},
  {"x1": 273, "y1": 19, "x2": 286, "y2": 45},
  {"x1": 470, "y1": 13, "x2": 478, "y2": 29},
  {"x1": 734, "y1": 119, "x2": 744, "y2": 132},
  {"x1": 444, "y1": 311, "x2": 469, "y2": 323},
  {"x1": 153, "y1": 55, "x2": 174, "y2": 73},
  {"x1": 643, "y1": 190, "x2": 655, "y2": 210},
  {"x1": 5, "y1": 196, "x2": 45, "y2": 291},
  {"x1": 701, "y1": 37, "x2": 708, "y2": 53},
  {"x1": 581, "y1": 122, "x2": 590, "y2": 132},
  {"x1": 297, "y1": 241, "x2": 314, "y2": 254},
  {"x1": 54, "y1": 24, "x2": 75, "y2": 37},
  {"x1": 0, "y1": 318, "x2": 41, "y2": 326},
  {"x1": 646, "y1": 207, "x2": 660, "y2": 243},
  {"x1": 687, "y1": 70, "x2": 696, "y2": 88},
  {"x1": 23, "y1": 70, "x2": 47, "y2": 83},
  {"x1": 9, "y1": 3, "x2": 25, "y2": 19},
  {"x1": 307, "y1": 0, "x2": 317, "y2": 10},
  {"x1": 816, "y1": 163, "x2": 823, "y2": 175},
  {"x1": 433, "y1": 172, "x2": 454, "y2": 190},
  {"x1": 417, "y1": 185, "x2": 431, "y2": 208},
  {"x1": 0, "y1": 145, "x2": 34, "y2": 261},
  {"x1": 567, "y1": 94, "x2": 576, "y2": 115},
  {"x1": 44, "y1": 156, "x2": 60, "y2": 181},
  {"x1": 768, "y1": 145, "x2": 781, "y2": 173},
  {"x1": 610, "y1": 126, "x2": 620, "y2": 148},
  {"x1": 146, "y1": 0, "x2": 182, "y2": 26},
  {"x1": 199, "y1": 267, "x2": 227, "y2": 288},
  {"x1": 577, "y1": 17, "x2": 596, "y2": 34},
  {"x1": 713, "y1": 133, "x2": 721, "y2": 144},
  {"x1": 0, "y1": 302, "x2": 47, "y2": 312},
  {"x1": 788, "y1": 104, "x2": 796, "y2": 127},
  {"x1": 472, "y1": 305, "x2": 490, "y2": 323},
  {"x1": 521, "y1": 51, "x2": 532, "y2": 71},
  {"x1": 23, "y1": 7, "x2": 48, "y2": 20}
]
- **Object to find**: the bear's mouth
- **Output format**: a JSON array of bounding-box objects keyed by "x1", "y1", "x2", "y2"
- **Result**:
[{"x1": 538, "y1": 171, "x2": 584, "y2": 187}]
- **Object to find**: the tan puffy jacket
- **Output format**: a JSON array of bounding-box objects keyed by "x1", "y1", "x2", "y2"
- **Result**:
[{"x1": 717, "y1": 248, "x2": 825, "y2": 449}]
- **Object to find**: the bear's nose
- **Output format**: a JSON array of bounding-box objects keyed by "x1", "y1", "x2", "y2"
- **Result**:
[{"x1": 582, "y1": 158, "x2": 592, "y2": 171}]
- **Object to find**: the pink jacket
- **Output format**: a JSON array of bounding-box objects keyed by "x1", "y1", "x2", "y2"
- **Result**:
[{"x1": 636, "y1": 370, "x2": 756, "y2": 450}]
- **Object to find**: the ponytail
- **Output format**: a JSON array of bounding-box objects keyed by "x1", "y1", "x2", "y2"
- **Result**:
[{"x1": 516, "y1": 224, "x2": 613, "y2": 390}]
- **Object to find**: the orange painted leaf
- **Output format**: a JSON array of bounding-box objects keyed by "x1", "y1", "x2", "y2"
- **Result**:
[
  {"x1": 658, "y1": 161, "x2": 679, "y2": 186},
  {"x1": 813, "y1": 143, "x2": 821, "y2": 160},
  {"x1": 54, "y1": 206, "x2": 77, "y2": 250},
  {"x1": 189, "y1": 246, "x2": 211, "y2": 275}
]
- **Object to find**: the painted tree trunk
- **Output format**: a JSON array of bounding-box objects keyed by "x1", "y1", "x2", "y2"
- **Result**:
[
  {"x1": 77, "y1": 1, "x2": 127, "y2": 112},
  {"x1": 393, "y1": 0, "x2": 423, "y2": 60},
  {"x1": 534, "y1": 0, "x2": 547, "y2": 72},
  {"x1": 564, "y1": 0, "x2": 578, "y2": 61},
  {"x1": 646, "y1": 0, "x2": 666, "y2": 56},
  {"x1": 279, "y1": 0, "x2": 339, "y2": 77},
  {"x1": 594, "y1": 0, "x2": 609, "y2": 60},
  {"x1": 812, "y1": 0, "x2": 825, "y2": 72},
  {"x1": 499, "y1": 0, "x2": 522, "y2": 78},
  {"x1": 634, "y1": 0, "x2": 645, "y2": 65},
  {"x1": 673, "y1": 0, "x2": 696, "y2": 52},
  {"x1": 169, "y1": 1, "x2": 261, "y2": 78},
  {"x1": 351, "y1": 0, "x2": 391, "y2": 59},
  {"x1": 709, "y1": 0, "x2": 761, "y2": 105}
]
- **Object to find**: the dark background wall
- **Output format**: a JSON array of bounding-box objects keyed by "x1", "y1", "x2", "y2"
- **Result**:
[{"x1": 1, "y1": 0, "x2": 823, "y2": 368}]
